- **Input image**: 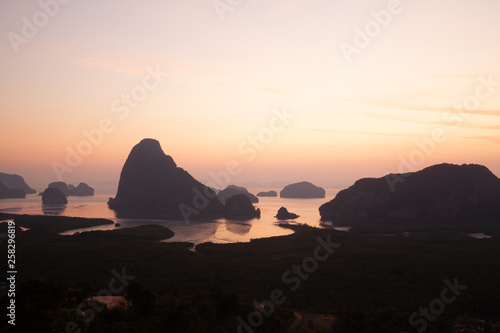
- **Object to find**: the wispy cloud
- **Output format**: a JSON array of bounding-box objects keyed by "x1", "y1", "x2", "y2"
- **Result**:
[
  {"x1": 341, "y1": 93, "x2": 500, "y2": 119},
  {"x1": 470, "y1": 135, "x2": 500, "y2": 145},
  {"x1": 350, "y1": 111, "x2": 500, "y2": 130},
  {"x1": 299, "y1": 127, "x2": 500, "y2": 146},
  {"x1": 296, "y1": 127, "x2": 423, "y2": 138},
  {"x1": 313, "y1": 109, "x2": 500, "y2": 131}
]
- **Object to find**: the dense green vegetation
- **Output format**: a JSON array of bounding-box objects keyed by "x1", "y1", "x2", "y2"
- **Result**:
[{"x1": 1, "y1": 214, "x2": 499, "y2": 332}]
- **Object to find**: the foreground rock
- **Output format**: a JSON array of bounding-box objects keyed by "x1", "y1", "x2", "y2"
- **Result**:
[
  {"x1": 108, "y1": 139, "x2": 223, "y2": 218},
  {"x1": 218, "y1": 185, "x2": 259, "y2": 203},
  {"x1": 47, "y1": 181, "x2": 94, "y2": 196},
  {"x1": 224, "y1": 194, "x2": 260, "y2": 219},
  {"x1": 0, "y1": 173, "x2": 36, "y2": 194},
  {"x1": 257, "y1": 190, "x2": 278, "y2": 197},
  {"x1": 0, "y1": 183, "x2": 26, "y2": 199},
  {"x1": 275, "y1": 207, "x2": 299, "y2": 220},
  {"x1": 319, "y1": 163, "x2": 500, "y2": 220},
  {"x1": 42, "y1": 188, "x2": 68, "y2": 204},
  {"x1": 280, "y1": 181, "x2": 325, "y2": 198}
]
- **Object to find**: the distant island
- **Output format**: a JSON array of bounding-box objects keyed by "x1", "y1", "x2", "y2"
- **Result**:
[
  {"x1": 40, "y1": 181, "x2": 94, "y2": 196},
  {"x1": 0, "y1": 172, "x2": 36, "y2": 196},
  {"x1": 224, "y1": 194, "x2": 261, "y2": 219},
  {"x1": 218, "y1": 185, "x2": 259, "y2": 203},
  {"x1": 319, "y1": 163, "x2": 500, "y2": 220},
  {"x1": 257, "y1": 190, "x2": 277, "y2": 197},
  {"x1": 275, "y1": 206, "x2": 299, "y2": 220},
  {"x1": 42, "y1": 187, "x2": 68, "y2": 205},
  {"x1": 280, "y1": 181, "x2": 325, "y2": 198}
]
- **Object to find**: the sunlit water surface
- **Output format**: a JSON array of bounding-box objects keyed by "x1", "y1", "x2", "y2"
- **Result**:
[{"x1": 0, "y1": 188, "x2": 341, "y2": 245}]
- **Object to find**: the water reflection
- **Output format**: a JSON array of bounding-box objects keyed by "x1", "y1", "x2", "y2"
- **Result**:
[
  {"x1": 4, "y1": 189, "x2": 343, "y2": 244},
  {"x1": 319, "y1": 220, "x2": 333, "y2": 229},
  {"x1": 469, "y1": 233, "x2": 492, "y2": 239},
  {"x1": 61, "y1": 217, "x2": 294, "y2": 245},
  {"x1": 333, "y1": 226, "x2": 352, "y2": 232},
  {"x1": 225, "y1": 221, "x2": 252, "y2": 236},
  {"x1": 166, "y1": 220, "x2": 221, "y2": 244},
  {"x1": 42, "y1": 204, "x2": 66, "y2": 216}
]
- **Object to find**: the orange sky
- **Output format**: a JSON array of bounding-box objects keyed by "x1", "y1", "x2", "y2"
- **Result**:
[{"x1": 1, "y1": 0, "x2": 499, "y2": 191}]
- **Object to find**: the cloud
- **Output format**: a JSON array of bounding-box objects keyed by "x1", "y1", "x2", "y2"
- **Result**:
[
  {"x1": 297, "y1": 127, "x2": 424, "y2": 138},
  {"x1": 344, "y1": 93, "x2": 500, "y2": 119},
  {"x1": 299, "y1": 127, "x2": 500, "y2": 147},
  {"x1": 322, "y1": 85, "x2": 500, "y2": 133},
  {"x1": 314, "y1": 109, "x2": 500, "y2": 131},
  {"x1": 349, "y1": 111, "x2": 500, "y2": 130},
  {"x1": 470, "y1": 135, "x2": 500, "y2": 145}
]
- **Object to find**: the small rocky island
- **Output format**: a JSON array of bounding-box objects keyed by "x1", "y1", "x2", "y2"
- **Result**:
[
  {"x1": 275, "y1": 207, "x2": 299, "y2": 220},
  {"x1": 0, "y1": 183, "x2": 26, "y2": 199},
  {"x1": 257, "y1": 190, "x2": 278, "y2": 197},
  {"x1": 218, "y1": 185, "x2": 259, "y2": 203},
  {"x1": 224, "y1": 194, "x2": 261, "y2": 219},
  {"x1": 319, "y1": 163, "x2": 500, "y2": 221},
  {"x1": 44, "y1": 181, "x2": 94, "y2": 196},
  {"x1": 42, "y1": 188, "x2": 68, "y2": 205},
  {"x1": 280, "y1": 181, "x2": 325, "y2": 198}
]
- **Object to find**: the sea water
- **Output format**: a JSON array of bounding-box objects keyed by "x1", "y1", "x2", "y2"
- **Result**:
[{"x1": 0, "y1": 188, "x2": 341, "y2": 245}]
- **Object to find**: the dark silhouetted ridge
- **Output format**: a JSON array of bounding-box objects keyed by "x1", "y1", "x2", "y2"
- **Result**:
[
  {"x1": 0, "y1": 183, "x2": 26, "y2": 199},
  {"x1": 0, "y1": 173, "x2": 36, "y2": 194},
  {"x1": 319, "y1": 163, "x2": 500, "y2": 220}
]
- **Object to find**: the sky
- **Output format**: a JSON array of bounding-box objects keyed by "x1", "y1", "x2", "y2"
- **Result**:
[{"x1": 1, "y1": 0, "x2": 500, "y2": 191}]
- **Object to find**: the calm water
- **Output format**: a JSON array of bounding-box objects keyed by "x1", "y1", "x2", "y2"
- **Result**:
[
  {"x1": 0, "y1": 188, "x2": 341, "y2": 245},
  {"x1": 469, "y1": 233, "x2": 492, "y2": 239}
]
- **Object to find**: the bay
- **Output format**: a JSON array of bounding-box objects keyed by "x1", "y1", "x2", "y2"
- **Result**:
[{"x1": 0, "y1": 188, "x2": 341, "y2": 245}]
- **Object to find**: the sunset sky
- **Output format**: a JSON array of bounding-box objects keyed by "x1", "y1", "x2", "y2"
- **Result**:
[{"x1": 1, "y1": 0, "x2": 500, "y2": 191}]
